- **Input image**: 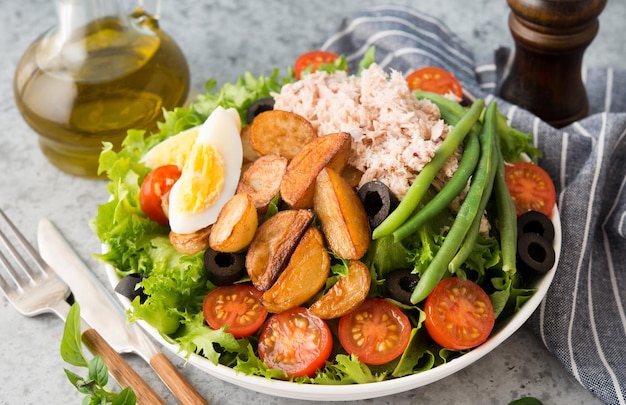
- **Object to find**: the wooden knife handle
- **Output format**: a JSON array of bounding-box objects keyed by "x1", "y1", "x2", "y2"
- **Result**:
[
  {"x1": 150, "y1": 352, "x2": 209, "y2": 405},
  {"x1": 81, "y1": 328, "x2": 167, "y2": 405}
]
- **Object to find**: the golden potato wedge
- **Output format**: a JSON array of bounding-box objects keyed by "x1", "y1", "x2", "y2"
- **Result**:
[
  {"x1": 280, "y1": 132, "x2": 352, "y2": 209},
  {"x1": 245, "y1": 209, "x2": 314, "y2": 291},
  {"x1": 209, "y1": 193, "x2": 258, "y2": 252},
  {"x1": 236, "y1": 154, "x2": 288, "y2": 214},
  {"x1": 249, "y1": 110, "x2": 316, "y2": 159},
  {"x1": 261, "y1": 227, "x2": 330, "y2": 313},
  {"x1": 341, "y1": 164, "x2": 364, "y2": 189},
  {"x1": 308, "y1": 260, "x2": 371, "y2": 319},
  {"x1": 314, "y1": 167, "x2": 370, "y2": 259},
  {"x1": 240, "y1": 124, "x2": 259, "y2": 163},
  {"x1": 169, "y1": 225, "x2": 212, "y2": 256}
]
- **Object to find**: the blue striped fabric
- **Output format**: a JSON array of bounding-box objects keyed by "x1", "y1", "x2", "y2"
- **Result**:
[{"x1": 322, "y1": 5, "x2": 626, "y2": 405}]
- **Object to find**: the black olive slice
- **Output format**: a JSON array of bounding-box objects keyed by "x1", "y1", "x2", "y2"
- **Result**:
[
  {"x1": 386, "y1": 268, "x2": 420, "y2": 305},
  {"x1": 204, "y1": 248, "x2": 246, "y2": 286},
  {"x1": 517, "y1": 210, "x2": 555, "y2": 243},
  {"x1": 114, "y1": 273, "x2": 148, "y2": 303},
  {"x1": 246, "y1": 97, "x2": 275, "y2": 124},
  {"x1": 357, "y1": 181, "x2": 399, "y2": 229},
  {"x1": 517, "y1": 232, "x2": 556, "y2": 275}
]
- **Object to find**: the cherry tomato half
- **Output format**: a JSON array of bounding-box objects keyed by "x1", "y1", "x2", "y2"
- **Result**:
[
  {"x1": 406, "y1": 66, "x2": 463, "y2": 99},
  {"x1": 258, "y1": 307, "x2": 332, "y2": 377},
  {"x1": 139, "y1": 164, "x2": 181, "y2": 224},
  {"x1": 424, "y1": 277, "x2": 495, "y2": 350},
  {"x1": 338, "y1": 298, "x2": 412, "y2": 365},
  {"x1": 504, "y1": 161, "x2": 556, "y2": 217},
  {"x1": 294, "y1": 50, "x2": 339, "y2": 80},
  {"x1": 203, "y1": 285, "x2": 268, "y2": 338}
]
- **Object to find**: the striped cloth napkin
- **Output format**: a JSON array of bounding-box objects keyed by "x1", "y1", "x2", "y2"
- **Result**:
[{"x1": 322, "y1": 5, "x2": 626, "y2": 405}]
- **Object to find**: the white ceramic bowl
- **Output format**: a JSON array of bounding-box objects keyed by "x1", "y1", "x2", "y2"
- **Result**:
[{"x1": 105, "y1": 208, "x2": 561, "y2": 401}]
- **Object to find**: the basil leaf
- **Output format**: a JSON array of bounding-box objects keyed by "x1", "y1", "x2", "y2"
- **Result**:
[
  {"x1": 112, "y1": 387, "x2": 137, "y2": 405},
  {"x1": 60, "y1": 303, "x2": 89, "y2": 368},
  {"x1": 88, "y1": 356, "x2": 109, "y2": 387}
]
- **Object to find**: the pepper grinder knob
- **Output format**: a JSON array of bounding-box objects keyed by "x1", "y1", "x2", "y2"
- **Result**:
[{"x1": 499, "y1": 0, "x2": 606, "y2": 128}]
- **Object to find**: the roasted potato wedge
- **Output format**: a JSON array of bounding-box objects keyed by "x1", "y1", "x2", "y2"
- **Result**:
[
  {"x1": 209, "y1": 193, "x2": 258, "y2": 252},
  {"x1": 245, "y1": 209, "x2": 314, "y2": 291},
  {"x1": 341, "y1": 164, "x2": 364, "y2": 189},
  {"x1": 169, "y1": 225, "x2": 212, "y2": 256},
  {"x1": 280, "y1": 132, "x2": 351, "y2": 209},
  {"x1": 240, "y1": 124, "x2": 259, "y2": 163},
  {"x1": 249, "y1": 110, "x2": 316, "y2": 159},
  {"x1": 314, "y1": 167, "x2": 370, "y2": 259},
  {"x1": 261, "y1": 227, "x2": 330, "y2": 313},
  {"x1": 308, "y1": 260, "x2": 371, "y2": 319},
  {"x1": 236, "y1": 154, "x2": 288, "y2": 214}
]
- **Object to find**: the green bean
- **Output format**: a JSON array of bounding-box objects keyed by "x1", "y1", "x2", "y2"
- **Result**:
[
  {"x1": 447, "y1": 102, "x2": 501, "y2": 272},
  {"x1": 417, "y1": 90, "x2": 485, "y2": 162},
  {"x1": 430, "y1": 94, "x2": 520, "y2": 273},
  {"x1": 419, "y1": 90, "x2": 540, "y2": 164},
  {"x1": 493, "y1": 115, "x2": 518, "y2": 276},
  {"x1": 414, "y1": 90, "x2": 467, "y2": 118},
  {"x1": 372, "y1": 98, "x2": 485, "y2": 240},
  {"x1": 410, "y1": 101, "x2": 498, "y2": 304},
  {"x1": 448, "y1": 128, "x2": 497, "y2": 273},
  {"x1": 392, "y1": 129, "x2": 480, "y2": 242},
  {"x1": 433, "y1": 100, "x2": 465, "y2": 125}
]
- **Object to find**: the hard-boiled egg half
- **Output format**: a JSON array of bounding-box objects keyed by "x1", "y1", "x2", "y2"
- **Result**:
[{"x1": 143, "y1": 106, "x2": 243, "y2": 234}]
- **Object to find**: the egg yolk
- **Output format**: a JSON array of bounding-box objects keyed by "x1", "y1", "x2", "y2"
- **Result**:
[
  {"x1": 143, "y1": 128, "x2": 199, "y2": 169},
  {"x1": 174, "y1": 142, "x2": 225, "y2": 214}
]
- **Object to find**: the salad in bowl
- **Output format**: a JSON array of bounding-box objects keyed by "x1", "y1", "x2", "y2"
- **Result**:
[{"x1": 92, "y1": 48, "x2": 559, "y2": 399}]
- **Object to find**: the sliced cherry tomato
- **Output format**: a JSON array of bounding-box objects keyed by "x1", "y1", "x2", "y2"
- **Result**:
[
  {"x1": 424, "y1": 277, "x2": 495, "y2": 350},
  {"x1": 338, "y1": 298, "x2": 411, "y2": 365},
  {"x1": 406, "y1": 66, "x2": 463, "y2": 99},
  {"x1": 140, "y1": 164, "x2": 181, "y2": 224},
  {"x1": 294, "y1": 50, "x2": 339, "y2": 80},
  {"x1": 258, "y1": 307, "x2": 332, "y2": 377},
  {"x1": 504, "y1": 161, "x2": 556, "y2": 217},
  {"x1": 203, "y1": 285, "x2": 268, "y2": 338}
]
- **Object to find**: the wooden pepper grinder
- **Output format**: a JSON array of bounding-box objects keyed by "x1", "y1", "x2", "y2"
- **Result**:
[{"x1": 499, "y1": 0, "x2": 606, "y2": 128}]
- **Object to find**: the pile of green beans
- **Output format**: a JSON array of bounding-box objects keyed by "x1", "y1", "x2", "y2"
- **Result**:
[{"x1": 371, "y1": 92, "x2": 519, "y2": 304}]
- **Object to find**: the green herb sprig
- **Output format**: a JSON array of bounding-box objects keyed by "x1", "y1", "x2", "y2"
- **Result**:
[{"x1": 60, "y1": 303, "x2": 137, "y2": 405}]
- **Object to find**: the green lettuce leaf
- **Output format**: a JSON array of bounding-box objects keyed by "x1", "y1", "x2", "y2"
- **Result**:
[
  {"x1": 311, "y1": 354, "x2": 387, "y2": 385},
  {"x1": 234, "y1": 343, "x2": 288, "y2": 379},
  {"x1": 496, "y1": 111, "x2": 542, "y2": 163},
  {"x1": 176, "y1": 311, "x2": 243, "y2": 364}
]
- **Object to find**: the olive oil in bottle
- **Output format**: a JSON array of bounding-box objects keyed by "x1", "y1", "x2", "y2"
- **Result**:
[{"x1": 14, "y1": 3, "x2": 190, "y2": 178}]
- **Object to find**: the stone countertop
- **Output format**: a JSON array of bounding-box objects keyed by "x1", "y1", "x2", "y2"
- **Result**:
[{"x1": 0, "y1": 1, "x2": 622, "y2": 404}]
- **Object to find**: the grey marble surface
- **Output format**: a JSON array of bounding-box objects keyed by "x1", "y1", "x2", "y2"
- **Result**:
[{"x1": 1, "y1": 0, "x2": 623, "y2": 404}]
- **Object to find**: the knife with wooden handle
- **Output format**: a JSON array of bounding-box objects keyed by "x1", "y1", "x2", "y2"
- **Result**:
[
  {"x1": 37, "y1": 218, "x2": 208, "y2": 405},
  {"x1": 81, "y1": 328, "x2": 167, "y2": 405}
]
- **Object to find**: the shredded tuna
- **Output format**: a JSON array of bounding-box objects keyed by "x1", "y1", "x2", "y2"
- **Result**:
[{"x1": 273, "y1": 63, "x2": 461, "y2": 199}]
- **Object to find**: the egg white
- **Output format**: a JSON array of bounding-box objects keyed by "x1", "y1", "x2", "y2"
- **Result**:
[{"x1": 168, "y1": 106, "x2": 243, "y2": 234}]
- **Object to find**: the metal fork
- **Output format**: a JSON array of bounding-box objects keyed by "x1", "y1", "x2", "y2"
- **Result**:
[{"x1": 0, "y1": 209, "x2": 166, "y2": 405}]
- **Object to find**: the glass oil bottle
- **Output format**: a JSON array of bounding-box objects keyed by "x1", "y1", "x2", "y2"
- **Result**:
[{"x1": 14, "y1": 0, "x2": 190, "y2": 177}]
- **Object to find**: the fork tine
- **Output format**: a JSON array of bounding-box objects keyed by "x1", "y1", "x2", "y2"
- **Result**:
[
  {"x1": 0, "y1": 209, "x2": 48, "y2": 285},
  {"x1": 0, "y1": 247, "x2": 23, "y2": 291},
  {"x1": 0, "y1": 231, "x2": 32, "y2": 292},
  {"x1": 0, "y1": 249, "x2": 18, "y2": 295}
]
